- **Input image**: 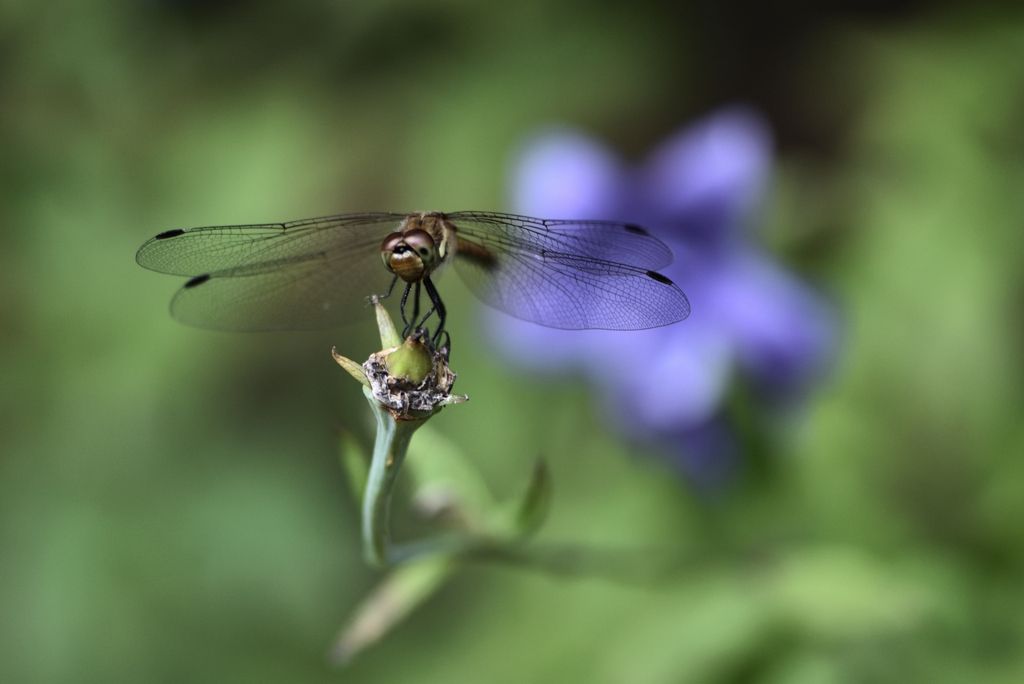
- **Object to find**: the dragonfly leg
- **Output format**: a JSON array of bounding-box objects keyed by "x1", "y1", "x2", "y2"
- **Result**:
[
  {"x1": 408, "y1": 281, "x2": 422, "y2": 337},
  {"x1": 398, "y1": 282, "x2": 414, "y2": 334},
  {"x1": 377, "y1": 275, "x2": 399, "y2": 301},
  {"x1": 414, "y1": 295, "x2": 436, "y2": 331},
  {"x1": 435, "y1": 329, "x2": 451, "y2": 360},
  {"x1": 423, "y1": 276, "x2": 447, "y2": 344},
  {"x1": 412, "y1": 282, "x2": 441, "y2": 333}
]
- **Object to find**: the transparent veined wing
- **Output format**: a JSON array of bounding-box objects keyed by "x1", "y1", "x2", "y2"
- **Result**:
[
  {"x1": 136, "y1": 213, "x2": 406, "y2": 331},
  {"x1": 446, "y1": 212, "x2": 690, "y2": 330},
  {"x1": 446, "y1": 211, "x2": 674, "y2": 270}
]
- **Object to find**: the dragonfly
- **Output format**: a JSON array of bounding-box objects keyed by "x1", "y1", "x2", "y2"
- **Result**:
[{"x1": 136, "y1": 211, "x2": 691, "y2": 341}]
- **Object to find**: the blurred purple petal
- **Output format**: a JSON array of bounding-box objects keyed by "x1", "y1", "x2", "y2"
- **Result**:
[
  {"x1": 511, "y1": 129, "x2": 623, "y2": 219},
  {"x1": 637, "y1": 107, "x2": 772, "y2": 243},
  {"x1": 483, "y1": 308, "x2": 592, "y2": 372},
  {"x1": 596, "y1": 323, "x2": 734, "y2": 435},
  {"x1": 713, "y1": 250, "x2": 837, "y2": 392},
  {"x1": 489, "y1": 107, "x2": 836, "y2": 487}
]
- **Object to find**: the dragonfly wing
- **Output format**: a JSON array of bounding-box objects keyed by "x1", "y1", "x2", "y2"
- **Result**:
[
  {"x1": 451, "y1": 235, "x2": 690, "y2": 331},
  {"x1": 168, "y1": 251, "x2": 399, "y2": 331},
  {"x1": 138, "y1": 213, "x2": 405, "y2": 331},
  {"x1": 136, "y1": 213, "x2": 405, "y2": 276},
  {"x1": 445, "y1": 211, "x2": 675, "y2": 271}
]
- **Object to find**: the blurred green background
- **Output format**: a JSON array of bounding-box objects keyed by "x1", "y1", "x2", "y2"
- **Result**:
[{"x1": 3, "y1": 1, "x2": 1024, "y2": 682}]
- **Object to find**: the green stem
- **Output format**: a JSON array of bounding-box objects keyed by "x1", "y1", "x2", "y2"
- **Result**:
[{"x1": 361, "y1": 390, "x2": 424, "y2": 568}]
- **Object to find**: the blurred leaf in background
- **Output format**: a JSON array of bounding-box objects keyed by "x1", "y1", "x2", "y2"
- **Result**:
[{"x1": 2, "y1": 1, "x2": 1024, "y2": 683}]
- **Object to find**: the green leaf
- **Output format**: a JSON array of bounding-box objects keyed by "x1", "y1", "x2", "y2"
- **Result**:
[
  {"x1": 513, "y1": 458, "x2": 552, "y2": 538},
  {"x1": 373, "y1": 297, "x2": 402, "y2": 350},
  {"x1": 331, "y1": 555, "x2": 457, "y2": 665}
]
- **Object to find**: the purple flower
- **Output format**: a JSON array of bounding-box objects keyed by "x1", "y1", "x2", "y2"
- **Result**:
[{"x1": 484, "y1": 107, "x2": 836, "y2": 485}]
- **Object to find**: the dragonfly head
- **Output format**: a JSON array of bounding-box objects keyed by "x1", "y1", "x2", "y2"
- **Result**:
[{"x1": 381, "y1": 229, "x2": 439, "y2": 282}]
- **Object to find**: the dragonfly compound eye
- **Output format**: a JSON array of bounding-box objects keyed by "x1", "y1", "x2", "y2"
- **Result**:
[
  {"x1": 401, "y1": 229, "x2": 439, "y2": 269},
  {"x1": 380, "y1": 231, "x2": 405, "y2": 272},
  {"x1": 381, "y1": 229, "x2": 439, "y2": 282}
]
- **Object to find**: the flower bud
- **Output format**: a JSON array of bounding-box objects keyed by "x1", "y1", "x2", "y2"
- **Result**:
[{"x1": 383, "y1": 335, "x2": 433, "y2": 385}]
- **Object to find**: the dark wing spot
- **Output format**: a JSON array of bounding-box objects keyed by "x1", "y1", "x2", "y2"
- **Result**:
[
  {"x1": 155, "y1": 229, "x2": 185, "y2": 239},
  {"x1": 646, "y1": 270, "x2": 674, "y2": 285},
  {"x1": 184, "y1": 274, "x2": 211, "y2": 289},
  {"x1": 624, "y1": 224, "x2": 650, "y2": 236}
]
